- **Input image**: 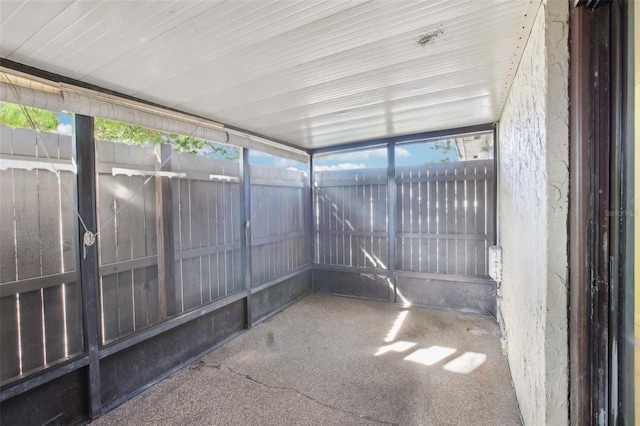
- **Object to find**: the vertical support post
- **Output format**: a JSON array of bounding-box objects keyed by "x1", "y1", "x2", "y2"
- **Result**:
[
  {"x1": 591, "y1": 5, "x2": 612, "y2": 422},
  {"x1": 74, "y1": 114, "x2": 101, "y2": 418},
  {"x1": 492, "y1": 124, "x2": 499, "y2": 245},
  {"x1": 387, "y1": 143, "x2": 397, "y2": 303},
  {"x1": 569, "y1": 6, "x2": 591, "y2": 424},
  {"x1": 309, "y1": 155, "x2": 316, "y2": 268},
  {"x1": 240, "y1": 148, "x2": 252, "y2": 328},
  {"x1": 156, "y1": 143, "x2": 176, "y2": 319}
]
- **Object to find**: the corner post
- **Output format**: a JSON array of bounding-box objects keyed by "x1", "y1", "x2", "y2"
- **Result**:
[
  {"x1": 240, "y1": 148, "x2": 252, "y2": 328},
  {"x1": 387, "y1": 143, "x2": 397, "y2": 303}
]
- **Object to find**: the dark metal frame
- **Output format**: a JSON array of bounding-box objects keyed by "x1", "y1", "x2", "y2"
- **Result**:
[
  {"x1": 386, "y1": 144, "x2": 396, "y2": 303},
  {"x1": 309, "y1": 123, "x2": 496, "y2": 156},
  {"x1": 569, "y1": 1, "x2": 635, "y2": 423},
  {"x1": 569, "y1": 5, "x2": 591, "y2": 424},
  {"x1": 241, "y1": 148, "x2": 253, "y2": 328}
]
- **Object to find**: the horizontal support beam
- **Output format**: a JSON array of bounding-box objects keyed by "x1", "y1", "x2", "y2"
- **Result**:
[
  {"x1": 310, "y1": 123, "x2": 496, "y2": 156},
  {"x1": 251, "y1": 230, "x2": 306, "y2": 247},
  {"x1": 394, "y1": 269, "x2": 495, "y2": 284},
  {"x1": 250, "y1": 178, "x2": 305, "y2": 188},
  {"x1": 0, "y1": 271, "x2": 77, "y2": 297},
  {"x1": 250, "y1": 265, "x2": 311, "y2": 294},
  {"x1": 314, "y1": 178, "x2": 387, "y2": 187},
  {"x1": 99, "y1": 255, "x2": 157, "y2": 276},
  {"x1": 397, "y1": 233, "x2": 490, "y2": 241},
  {"x1": 99, "y1": 289, "x2": 248, "y2": 359},
  {"x1": 315, "y1": 230, "x2": 387, "y2": 238},
  {"x1": 175, "y1": 242, "x2": 242, "y2": 261},
  {"x1": 312, "y1": 263, "x2": 391, "y2": 275},
  {"x1": 0, "y1": 355, "x2": 90, "y2": 402}
]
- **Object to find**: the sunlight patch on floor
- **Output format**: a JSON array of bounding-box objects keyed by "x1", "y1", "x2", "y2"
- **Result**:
[
  {"x1": 384, "y1": 310, "x2": 409, "y2": 342},
  {"x1": 375, "y1": 341, "x2": 417, "y2": 356},
  {"x1": 443, "y1": 352, "x2": 487, "y2": 374},
  {"x1": 404, "y1": 346, "x2": 457, "y2": 366}
]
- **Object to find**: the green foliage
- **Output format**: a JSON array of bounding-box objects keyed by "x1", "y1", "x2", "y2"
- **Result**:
[
  {"x1": 94, "y1": 118, "x2": 239, "y2": 159},
  {"x1": 0, "y1": 102, "x2": 59, "y2": 132},
  {"x1": 426, "y1": 140, "x2": 456, "y2": 163},
  {"x1": 0, "y1": 102, "x2": 239, "y2": 160}
]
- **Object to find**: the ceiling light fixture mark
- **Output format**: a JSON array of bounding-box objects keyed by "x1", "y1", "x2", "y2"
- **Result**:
[{"x1": 415, "y1": 28, "x2": 444, "y2": 47}]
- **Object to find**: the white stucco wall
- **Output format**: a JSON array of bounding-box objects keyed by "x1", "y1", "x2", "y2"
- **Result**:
[{"x1": 497, "y1": 1, "x2": 569, "y2": 425}]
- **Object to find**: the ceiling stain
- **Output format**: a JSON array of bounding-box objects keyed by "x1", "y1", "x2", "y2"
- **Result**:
[{"x1": 416, "y1": 28, "x2": 444, "y2": 47}]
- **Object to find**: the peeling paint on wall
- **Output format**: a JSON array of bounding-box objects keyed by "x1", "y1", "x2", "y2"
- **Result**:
[{"x1": 497, "y1": 0, "x2": 569, "y2": 425}]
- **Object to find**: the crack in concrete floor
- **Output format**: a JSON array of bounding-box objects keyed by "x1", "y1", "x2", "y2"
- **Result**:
[{"x1": 220, "y1": 363, "x2": 398, "y2": 426}]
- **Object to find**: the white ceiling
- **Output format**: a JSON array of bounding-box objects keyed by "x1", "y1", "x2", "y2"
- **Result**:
[{"x1": 0, "y1": 0, "x2": 540, "y2": 150}]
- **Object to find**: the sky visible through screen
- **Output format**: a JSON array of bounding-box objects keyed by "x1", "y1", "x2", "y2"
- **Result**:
[
  {"x1": 58, "y1": 112, "x2": 461, "y2": 169},
  {"x1": 250, "y1": 140, "x2": 459, "y2": 172}
]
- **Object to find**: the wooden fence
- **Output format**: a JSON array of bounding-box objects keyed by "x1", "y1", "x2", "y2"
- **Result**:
[
  {"x1": 96, "y1": 141, "x2": 160, "y2": 343},
  {"x1": 171, "y1": 152, "x2": 243, "y2": 316},
  {"x1": 0, "y1": 125, "x2": 311, "y2": 383},
  {"x1": 1, "y1": 123, "x2": 490, "y2": 387},
  {"x1": 314, "y1": 168, "x2": 388, "y2": 269},
  {"x1": 0, "y1": 127, "x2": 83, "y2": 384},
  {"x1": 96, "y1": 143, "x2": 251, "y2": 343},
  {"x1": 314, "y1": 160, "x2": 494, "y2": 277},
  {"x1": 395, "y1": 160, "x2": 494, "y2": 276},
  {"x1": 250, "y1": 165, "x2": 309, "y2": 286}
]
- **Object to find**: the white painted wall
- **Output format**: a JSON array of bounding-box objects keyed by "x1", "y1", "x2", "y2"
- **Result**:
[{"x1": 497, "y1": 1, "x2": 569, "y2": 425}]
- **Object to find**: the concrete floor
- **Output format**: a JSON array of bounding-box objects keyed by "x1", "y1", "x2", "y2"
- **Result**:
[{"x1": 92, "y1": 294, "x2": 521, "y2": 425}]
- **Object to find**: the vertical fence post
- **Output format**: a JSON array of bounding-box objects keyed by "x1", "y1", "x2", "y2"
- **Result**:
[
  {"x1": 74, "y1": 114, "x2": 102, "y2": 418},
  {"x1": 240, "y1": 148, "x2": 252, "y2": 328},
  {"x1": 156, "y1": 143, "x2": 176, "y2": 319},
  {"x1": 387, "y1": 143, "x2": 397, "y2": 303}
]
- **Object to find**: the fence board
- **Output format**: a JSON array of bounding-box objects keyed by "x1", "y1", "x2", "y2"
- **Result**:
[
  {"x1": 19, "y1": 290, "x2": 45, "y2": 373},
  {"x1": 43, "y1": 284, "x2": 65, "y2": 363},
  {"x1": 38, "y1": 148, "x2": 62, "y2": 277},
  {"x1": 129, "y1": 176, "x2": 147, "y2": 258},
  {"x1": 0, "y1": 170, "x2": 16, "y2": 283},
  {"x1": 455, "y1": 177, "x2": 467, "y2": 275},
  {"x1": 174, "y1": 259, "x2": 183, "y2": 312},
  {"x1": 217, "y1": 252, "x2": 227, "y2": 297},
  {"x1": 233, "y1": 249, "x2": 243, "y2": 293},
  {"x1": 182, "y1": 257, "x2": 200, "y2": 310},
  {"x1": 249, "y1": 166, "x2": 309, "y2": 286},
  {"x1": 60, "y1": 171, "x2": 77, "y2": 271},
  {"x1": 97, "y1": 174, "x2": 117, "y2": 266},
  {"x1": 119, "y1": 273, "x2": 134, "y2": 340},
  {"x1": 115, "y1": 180, "x2": 135, "y2": 337},
  {"x1": 225, "y1": 250, "x2": 234, "y2": 295},
  {"x1": 1, "y1": 295, "x2": 20, "y2": 381},
  {"x1": 209, "y1": 255, "x2": 219, "y2": 300},
  {"x1": 475, "y1": 177, "x2": 487, "y2": 275},
  {"x1": 64, "y1": 281, "x2": 83, "y2": 356},
  {"x1": 15, "y1": 168, "x2": 40, "y2": 280},
  {"x1": 446, "y1": 175, "x2": 456, "y2": 273}
]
